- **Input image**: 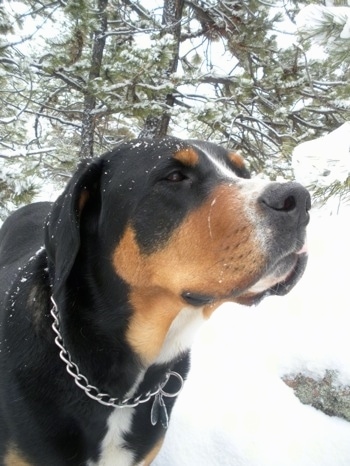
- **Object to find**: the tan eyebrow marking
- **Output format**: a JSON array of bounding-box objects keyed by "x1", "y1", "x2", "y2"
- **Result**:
[
  {"x1": 173, "y1": 148, "x2": 199, "y2": 167},
  {"x1": 228, "y1": 152, "x2": 246, "y2": 169}
]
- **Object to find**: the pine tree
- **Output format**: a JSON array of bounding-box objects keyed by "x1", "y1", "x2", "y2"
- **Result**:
[
  {"x1": 1, "y1": 0, "x2": 350, "y2": 218},
  {"x1": 0, "y1": 4, "x2": 44, "y2": 217}
]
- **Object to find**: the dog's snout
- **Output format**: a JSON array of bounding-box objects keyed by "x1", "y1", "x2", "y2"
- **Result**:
[{"x1": 259, "y1": 182, "x2": 311, "y2": 227}]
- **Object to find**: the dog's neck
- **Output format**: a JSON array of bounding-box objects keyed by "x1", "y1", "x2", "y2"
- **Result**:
[{"x1": 50, "y1": 296, "x2": 184, "y2": 425}]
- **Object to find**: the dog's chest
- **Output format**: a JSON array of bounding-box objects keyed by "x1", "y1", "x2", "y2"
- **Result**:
[
  {"x1": 88, "y1": 307, "x2": 204, "y2": 466},
  {"x1": 87, "y1": 408, "x2": 137, "y2": 466}
]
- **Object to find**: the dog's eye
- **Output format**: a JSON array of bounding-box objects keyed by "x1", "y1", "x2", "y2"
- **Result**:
[{"x1": 165, "y1": 171, "x2": 187, "y2": 182}]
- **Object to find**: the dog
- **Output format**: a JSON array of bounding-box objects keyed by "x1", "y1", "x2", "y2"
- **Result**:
[{"x1": 0, "y1": 138, "x2": 310, "y2": 466}]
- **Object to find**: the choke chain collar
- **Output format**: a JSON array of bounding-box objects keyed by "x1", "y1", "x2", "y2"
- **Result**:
[{"x1": 50, "y1": 297, "x2": 183, "y2": 427}]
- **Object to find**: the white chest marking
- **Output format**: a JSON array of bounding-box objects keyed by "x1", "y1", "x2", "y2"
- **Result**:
[
  {"x1": 155, "y1": 306, "x2": 205, "y2": 365},
  {"x1": 88, "y1": 408, "x2": 135, "y2": 466}
]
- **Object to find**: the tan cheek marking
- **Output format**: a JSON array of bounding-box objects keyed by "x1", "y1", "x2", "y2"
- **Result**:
[
  {"x1": 113, "y1": 184, "x2": 266, "y2": 360},
  {"x1": 112, "y1": 226, "x2": 145, "y2": 287},
  {"x1": 173, "y1": 148, "x2": 199, "y2": 166},
  {"x1": 150, "y1": 183, "x2": 265, "y2": 296},
  {"x1": 228, "y1": 152, "x2": 246, "y2": 170},
  {"x1": 113, "y1": 184, "x2": 266, "y2": 297},
  {"x1": 4, "y1": 447, "x2": 33, "y2": 466},
  {"x1": 141, "y1": 437, "x2": 165, "y2": 466}
]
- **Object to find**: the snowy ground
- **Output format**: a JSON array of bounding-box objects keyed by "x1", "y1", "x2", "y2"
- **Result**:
[{"x1": 153, "y1": 204, "x2": 350, "y2": 466}]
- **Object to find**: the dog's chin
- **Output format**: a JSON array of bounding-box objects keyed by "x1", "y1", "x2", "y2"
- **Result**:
[
  {"x1": 235, "y1": 252, "x2": 308, "y2": 306},
  {"x1": 182, "y1": 250, "x2": 308, "y2": 308}
]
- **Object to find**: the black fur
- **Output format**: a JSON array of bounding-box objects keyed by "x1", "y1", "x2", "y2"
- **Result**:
[
  {"x1": 0, "y1": 137, "x2": 309, "y2": 465},
  {"x1": 0, "y1": 138, "x2": 237, "y2": 465}
]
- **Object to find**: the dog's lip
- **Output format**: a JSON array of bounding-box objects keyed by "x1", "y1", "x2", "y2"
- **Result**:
[
  {"x1": 182, "y1": 244, "x2": 308, "y2": 308},
  {"x1": 269, "y1": 251, "x2": 308, "y2": 295},
  {"x1": 236, "y1": 251, "x2": 308, "y2": 306},
  {"x1": 296, "y1": 242, "x2": 308, "y2": 255}
]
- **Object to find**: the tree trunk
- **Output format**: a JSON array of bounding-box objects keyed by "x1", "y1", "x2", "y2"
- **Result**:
[
  {"x1": 79, "y1": 0, "x2": 108, "y2": 159},
  {"x1": 140, "y1": 0, "x2": 184, "y2": 139}
]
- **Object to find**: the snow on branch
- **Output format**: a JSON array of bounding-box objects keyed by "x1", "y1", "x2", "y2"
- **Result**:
[
  {"x1": 0, "y1": 147, "x2": 56, "y2": 159},
  {"x1": 296, "y1": 5, "x2": 350, "y2": 47},
  {"x1": 31, "y1": 63, "x2": 85, "y2": 92}
]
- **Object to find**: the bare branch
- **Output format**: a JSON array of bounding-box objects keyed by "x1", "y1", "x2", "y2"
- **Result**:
[
  {"x1": 31, "y1": 63, "x2": 85, "y2": 92},
  {"x1": 0, "y1": 147, "x2": 56, "y2": 159}
]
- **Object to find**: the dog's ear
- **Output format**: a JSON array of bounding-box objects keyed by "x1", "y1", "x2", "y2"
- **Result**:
[{"x1": 45, "y1": 158, "x2": 103, "y2": 301}]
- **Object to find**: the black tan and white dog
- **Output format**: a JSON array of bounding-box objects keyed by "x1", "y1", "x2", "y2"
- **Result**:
[{"x1": 0, "y1": 138, "x2": 310, "y2": 466}]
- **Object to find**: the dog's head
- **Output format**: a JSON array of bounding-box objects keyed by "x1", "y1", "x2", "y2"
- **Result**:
[{"x1": 46, "y1": 138, "x2": 310, "y2": 363}]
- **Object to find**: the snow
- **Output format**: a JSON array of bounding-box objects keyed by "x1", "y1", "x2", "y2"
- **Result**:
[
  {"x1": 153, "y1": 128, "x2": 350, "y2": 466},
  {"x1": 296, "y1": 5, "x2": 350, "y2": 42},
  {"x1": 292, "y1": 122, "x2": 350, "y2": 187},
  {"x1": 341, "y1": 15, "x2": 350, "y2": 39}
]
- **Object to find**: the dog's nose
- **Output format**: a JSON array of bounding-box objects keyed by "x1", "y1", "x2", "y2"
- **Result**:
[{"x1": 259, "y1": 182, "x2": 311, "y2": 228}]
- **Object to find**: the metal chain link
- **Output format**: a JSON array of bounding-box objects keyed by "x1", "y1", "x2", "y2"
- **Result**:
[{"x1": 50, "y1": 297, "x2": 184, "y2": 409}]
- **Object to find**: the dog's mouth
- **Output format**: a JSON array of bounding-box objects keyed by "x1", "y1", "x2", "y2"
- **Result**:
[
  {"x1": 235, "y1": 249, "x2": 308, "y2": 306},
  {"x1": 182, "y1": 247, "x2": 308, "y2": 308}
]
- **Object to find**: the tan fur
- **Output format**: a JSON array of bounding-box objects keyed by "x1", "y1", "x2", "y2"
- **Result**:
[
  {"x1": 4, "y1": 447, "x2": 32, "y2": 466},
  {"x1": 141, "y1": 437, "x2": 165, "y2": 466},
  {"x1": 228, "y1": 151, "x2": 246, "y2": 169},
  {"x1": 127, "y1": 287, "x2": 184, "y2": 362},
  {"x1": 173, "y1": 148, "x2": 199, "y2": 166}
]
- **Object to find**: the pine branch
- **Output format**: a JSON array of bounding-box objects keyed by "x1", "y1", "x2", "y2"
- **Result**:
[
  {"x1": 120, "y1": 0, "x2": 156, "y2": 22},
  {"x1": 31, "y1": 63, "x2": 85, "y2": 92}
]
